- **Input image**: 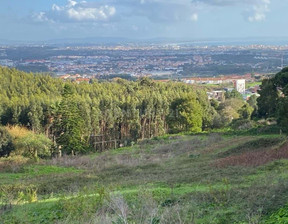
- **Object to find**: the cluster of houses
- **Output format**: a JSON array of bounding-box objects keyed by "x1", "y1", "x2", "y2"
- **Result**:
[
  {"x1": 182, "y1": 74, "x2": 261, "y2": 102},
  {"x1": 205, "y1": 77, "x2": 260, "y2": 102},
  {"x1": 182, "y1": 73, "x2": 253, "y2": 85}
]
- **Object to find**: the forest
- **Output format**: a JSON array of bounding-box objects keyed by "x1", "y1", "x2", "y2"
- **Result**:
[{"x1": 0, "y1": 66, "x2": 256, "y2": 159}]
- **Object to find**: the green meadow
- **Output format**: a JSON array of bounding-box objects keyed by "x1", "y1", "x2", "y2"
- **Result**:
[{"x1": 1, "y1": 131, "x2": 288, "y2": 223}]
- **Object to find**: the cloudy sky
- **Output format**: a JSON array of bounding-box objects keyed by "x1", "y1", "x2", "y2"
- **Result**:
[{"x1": 0, "y1": 0, "x2": 287, "y2": 41}]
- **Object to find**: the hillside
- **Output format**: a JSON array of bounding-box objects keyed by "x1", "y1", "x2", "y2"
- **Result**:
[
  {"x1": 1, "y1": 130, "x2": 288, "y2": 223},
  {"x1": 2, "y1": 67, "x2": 288, "y2": 223}
]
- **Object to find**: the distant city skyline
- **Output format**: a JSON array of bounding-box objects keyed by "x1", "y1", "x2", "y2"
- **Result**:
[{"x1": 0, "y1": 0, "x2": 288, "y2": 42}]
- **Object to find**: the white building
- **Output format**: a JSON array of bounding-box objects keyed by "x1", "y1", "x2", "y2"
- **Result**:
[{"x1": 235, "y1": 79, "x2": 246, "y2": 94}]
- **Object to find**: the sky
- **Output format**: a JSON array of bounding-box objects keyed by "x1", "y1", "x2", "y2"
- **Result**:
[{"x1": 0, "y1": 0, "x2": 287, "y2": 42}]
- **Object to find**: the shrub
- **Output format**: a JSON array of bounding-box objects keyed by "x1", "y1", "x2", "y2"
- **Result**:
[
  {"x1": 230, "y1": 119, "x2": 255, "y2": 130},
  {"x1": 0, "y1": 127, "x2": 14, "y2": 157},
  {"x1": 6, "y1": 126, "x2": 52, "y2": 160},
  {"x1": 14, "y1": 133, "x2": 52, "y2": 159}
]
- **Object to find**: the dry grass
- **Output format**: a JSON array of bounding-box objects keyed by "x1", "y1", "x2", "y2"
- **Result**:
[
  {"x1": 56, "y1": 191, "x2": 194, "y2": 224},
  {"x1": 202, "y1": 136, "x2": 254, "y2": 154},
  {"x1": 47, "y1": 134, "x2": 223, "y2": 173},
  {"x1": 215, "y1": 142, "x2": 288, "y2": 168},
  {"x1": 0, "y1": 156, "x2": 29, "y2": 172},
  {"x1": 47, "y1": 153, "x2": 141, "y2": 171}
]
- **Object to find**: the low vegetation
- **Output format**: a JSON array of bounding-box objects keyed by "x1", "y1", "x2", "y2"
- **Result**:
[{"x1": 1, "y1": 131, "x2": 288, "y2": 223}]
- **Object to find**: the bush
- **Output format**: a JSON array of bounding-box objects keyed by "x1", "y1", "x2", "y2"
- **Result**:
[
  {"x1": 230, "y1": 119, "x2": 255, "y2": 130},
  {"x1": 6, "y1": 125, "x2": 52, "y2": 160},
  {"x1": 14, "y1": 133, "x2": 52, "y2": 160},
  {"x1": 0, "y1": 127, "x2": 14, "y2": 157}
]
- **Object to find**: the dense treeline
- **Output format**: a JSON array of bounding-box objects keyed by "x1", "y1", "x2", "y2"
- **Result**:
[
  {"x1": 0, "y1": 67, "x2": 251, "y2": 156},
  {"x1": 0, "y1": 67, "x2": 212, "y2": 154}
]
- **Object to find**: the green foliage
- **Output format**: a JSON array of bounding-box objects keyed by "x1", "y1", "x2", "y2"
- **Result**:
[
  {"x1": 210, "y1": 99, "x2": 220, "y2": 110},
  {"x1": 257, "y1": 78, "x2": 279, "y2": 118},
  {"x1": 0, "y1": 127, "x2": 14, "y2": 157},
  {"x1": 230, "y1": 119, "x2": 255, "y2": 130},
  {"x1": 277, "y1": 97, "x2": 288, "y2": 132},
  {"x1": 256, "y1": 67, "x2": 288, "y2": 132},
  {"x1": 55, "y1": 84, "x2": 88, "y2": 154},
  {"x1": 1, "y1": 133, "x2": 288, "y2": 223},
  {"x1": 27, "y1": 100, "x2": 44, "y2": 133},
  {"x1": 238, "y1": 103, "x2": 254, "y2": 119},
  {"x1": 265, "y1": 204, "x2": 288, "y2": 224},
  {"x1": 14, "y1": 132, "x2": 52, "y2": 159},
  {"x1": 58, "y1": 186, "x2": 107, "y2": 219},
  {"x1": 167, "y1": 95, "x2": 203, "y2": 133},
  {"x1": 0, "y1": 66, "x2": 253, "y2": 153},
  {"x1": 247, "y1": 94, "x2": 258, "y2": 109},
  {"x1": 17, "y1": 188, "x2": 38, "y2": 203},
  {"x1": 214, "y1": 98, "x2": 245, "y2": 127},
  {"x1": 0, "y1": 67, "x2": 214, "y2": 151},
  {"x1": 274, "y1": 67, "x2": 288, "y2": 92},
  {"x1": 225, "y1": 89, "x2": 243, "y2": 99}
]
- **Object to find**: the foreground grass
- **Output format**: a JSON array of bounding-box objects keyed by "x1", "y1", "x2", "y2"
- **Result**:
[{"x1": 1, "y1": 132, "x2": 288, "y2": 223}]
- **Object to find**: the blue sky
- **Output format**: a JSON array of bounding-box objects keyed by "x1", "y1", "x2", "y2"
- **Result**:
[{"x1": 0, "y1": 0, "x2": 287, "y2": 41}]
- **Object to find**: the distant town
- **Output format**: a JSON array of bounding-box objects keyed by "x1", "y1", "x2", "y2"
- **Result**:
[
  {"x1": 0, "y1": 43, "x2": 285, "y2": 101},
  {"x1": 0, "y1": 44, "x2": 287, "y2": 79}
]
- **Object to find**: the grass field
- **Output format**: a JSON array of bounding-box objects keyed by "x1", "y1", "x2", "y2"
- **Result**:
[
  {"x1": 246, "y1": 82, "x2": 262, "y2": 89},
  {"x1": 1, "y1": 131, "x2": 288, "y2": 223}
]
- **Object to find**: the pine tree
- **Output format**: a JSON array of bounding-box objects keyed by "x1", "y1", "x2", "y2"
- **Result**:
[{"x1": 55, "y1": 84, "x2": 88, "y2": 154}]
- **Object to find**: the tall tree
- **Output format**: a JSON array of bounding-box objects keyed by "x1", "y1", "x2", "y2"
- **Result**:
[
  {"x1": 55, "y1": 84, "x2": 88, "y2": 154},
  {"x1": 27, "y1": 100, "x2": 43, "y2": 133},
  {"x1": 168, "y1": 96, "x2": 203, "y2": 133},
  {"x1": 257, "y1": 79, "x2": 279, "y2": 118}
]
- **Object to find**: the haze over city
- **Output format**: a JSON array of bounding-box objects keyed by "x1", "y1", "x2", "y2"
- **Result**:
[{"x1": 0, "y1": 0, "x2": 288, "y2": 43}]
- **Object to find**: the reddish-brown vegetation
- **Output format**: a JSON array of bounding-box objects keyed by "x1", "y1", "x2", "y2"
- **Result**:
[{"x1": 215, "y1": 142, "x2": 288, "y2": 168}]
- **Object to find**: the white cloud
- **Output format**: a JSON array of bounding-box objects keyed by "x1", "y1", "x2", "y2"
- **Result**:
[
  {"x1": 34, "y1": 0, "x2": 116, "y2": 23},
  {"x1": 33, "y1": 0, "x2": 199, "y2": 25},
  {"x1": 67, "y1": 5, "x2": 115, "y2": 21},
  {"x1": 32, "y1": 12, "x2": 51, "y2": 22},
  {"x1": 52, "y1": 4, "x2": 61, "y2": 12},
  {"x1": 247, "y1": 0, "x2": 270, "y2": 22},
  {"x1": 67, "y1": 0, "x2": 78, "y2": 7},
  {"x1": 32, "y1": 0, "x2": 271, "y2": 28}
]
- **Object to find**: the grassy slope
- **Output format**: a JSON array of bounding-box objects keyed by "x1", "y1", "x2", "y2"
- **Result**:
[{"x1": 1, "y1": 132, "x2": 288, "y2": 223}]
